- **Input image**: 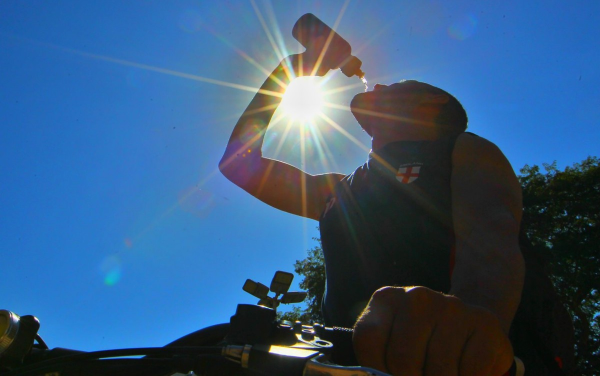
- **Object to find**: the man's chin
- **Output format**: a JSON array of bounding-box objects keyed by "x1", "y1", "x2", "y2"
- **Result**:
[
  {"x1": 350, "y1": 92, "x2": 371, "y2": 116},
  {"x1": 350, "y1": 91, "x2": 369, "y2": 108},
  {"x1": 350, "y1": 93, "x2": 377, "y2": 134}
]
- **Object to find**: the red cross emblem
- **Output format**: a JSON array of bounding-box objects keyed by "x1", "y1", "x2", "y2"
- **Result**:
[{"x1": 396, "y1": 165, "x2": 421, "y2": 184}]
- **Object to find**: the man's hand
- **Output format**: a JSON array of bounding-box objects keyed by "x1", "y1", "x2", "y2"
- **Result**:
[
  {"x1": 353, "y1": 286, "x2": 514, "y2": 376},
  {"x1": 219, "y1": 48, "x2": 345, "y2": 220},
  {"x1": 286, "y1": 35, "x2": 332, "y2": 77}
]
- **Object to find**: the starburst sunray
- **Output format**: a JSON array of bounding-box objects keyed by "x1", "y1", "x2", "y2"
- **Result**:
[
  {"x1": 320, "y1": 73, "x2": 401, "y2": 96},
  {"x1": 3, "y1": 32, "x2": 290, "y2": 96},
  {"x1": 310, "y1": 0, "x2": 352, "y2": 77},
  {"x1": 256, "y1": 118, "x2": 296, "y2": 196},
  {"x1": 218, "y1": 108, "x2": 290, "y2": 176},
  {"x1": 299, "y1": 125, "x2": 309, "y2": 217},
  {"x1": 262, "y1": 1, "x2": 293, "y2": 63},
  {"x1": 198, "y1": 22, "x2": 288, "y2": 90},
  {"x1": 318, "y1": 112, "x2": 370, "y2": 153},
  {"x1": 306, "y1": 121, "x2": 344, "y2": 175},
  {"x1": 250, "y1": 0, "x2": 297, "y2": 84},
  {"x1": 324, "y1": 102, "x2": 428, "y2": 125},
  {"x1": 250, "y1": 0, "x2": 285, "y2": 62}
]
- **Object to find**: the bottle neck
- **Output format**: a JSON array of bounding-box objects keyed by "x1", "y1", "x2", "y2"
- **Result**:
[{"x1": 340, "y1": 55, "x2": 364, "y2": 78}]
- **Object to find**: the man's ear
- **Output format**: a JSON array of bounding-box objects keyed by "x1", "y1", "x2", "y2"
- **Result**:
[{"x1": 425, "y1": 93, "x2": 450, "y2": 104}]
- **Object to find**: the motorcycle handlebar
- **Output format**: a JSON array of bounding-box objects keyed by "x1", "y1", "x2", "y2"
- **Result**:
[{"x1": 1, "y1": 303, "x2": 523, "y2": 376}]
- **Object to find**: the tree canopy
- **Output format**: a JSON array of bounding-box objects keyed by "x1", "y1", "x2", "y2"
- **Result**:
[
  {"x1": 283, "y1": 156, "x2": 599, "y2": 375},
  {"x1": 279, "y1": 238, "x2": 325, "y2": 324},
  {"x1": 519, "y1": 156, "x2": 599, "y2": 374}
]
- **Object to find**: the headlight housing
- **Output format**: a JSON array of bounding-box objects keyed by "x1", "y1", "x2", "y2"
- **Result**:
[{"x1": 0, "y1": 310, "x2": 20, "y2": 357}]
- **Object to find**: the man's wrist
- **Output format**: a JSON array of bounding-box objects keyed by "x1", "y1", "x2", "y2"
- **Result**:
[
  {"x1": 263, "y1": 59, "x2": 294, "y2": 90},
  {"x1": 447, "y1": 290, "x2": 513, "y2": 335}
]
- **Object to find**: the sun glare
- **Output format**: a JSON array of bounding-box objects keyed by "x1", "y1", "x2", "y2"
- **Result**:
[{"x1": 280, "y1": 77, "x2": 324, "y2": 122}]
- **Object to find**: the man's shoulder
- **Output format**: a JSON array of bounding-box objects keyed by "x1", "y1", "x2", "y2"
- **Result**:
[
  {"x1": 453, "y1": 132, "x2": 504, "y2": 162},
  {"x1": 451, "y1": 131, "x2": 521, "y2": 206},
  {"x1": 455, "y1": 131, "x2": 488, "y2": 145}
]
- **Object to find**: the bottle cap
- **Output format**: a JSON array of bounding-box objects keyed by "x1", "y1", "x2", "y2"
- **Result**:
[{"x1": 340, "y1": 55, "x2": 364, "y2": 78}]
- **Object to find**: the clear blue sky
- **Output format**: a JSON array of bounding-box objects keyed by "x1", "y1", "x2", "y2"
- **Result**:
[{"x1": 1, "y1": 1, "x2": 598, "y2": 351}]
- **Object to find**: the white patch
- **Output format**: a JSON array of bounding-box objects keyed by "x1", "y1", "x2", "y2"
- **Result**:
[{"x1": 396, "y1": 165, "x2": 422, "y2": 184}]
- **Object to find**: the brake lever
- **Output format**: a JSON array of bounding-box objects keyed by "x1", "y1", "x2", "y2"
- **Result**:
[{"x1": 303, "y1": 354, "x2": 391, "y2": 376}]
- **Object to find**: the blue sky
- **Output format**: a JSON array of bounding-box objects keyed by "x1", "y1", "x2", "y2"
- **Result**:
[{"x1": 1, "y1": 1, "x2": 599, "y2": 352}]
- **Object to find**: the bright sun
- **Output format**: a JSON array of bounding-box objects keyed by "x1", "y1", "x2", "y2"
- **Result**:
[{"x1": 280, "y1": 77, "x2": 324, "y2": 122}]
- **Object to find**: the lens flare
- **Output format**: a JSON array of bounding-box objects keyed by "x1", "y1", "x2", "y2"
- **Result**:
[
  {"x1": 178, "y1": 187, "x2": 217, "y2": 218},
  {"x1": 239, "y1": 120, "x2": 266, "y2": 144},
  {"x1": 448, "y1": 14, "x2": 478, "y2": 41},
  {"x1": 100, "y1": 255, "x2": 122, "y2": 286}
]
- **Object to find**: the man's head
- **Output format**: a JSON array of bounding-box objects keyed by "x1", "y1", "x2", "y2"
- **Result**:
[{"x1": 350, "y1": 80, "x2": 468, "y2": 138}]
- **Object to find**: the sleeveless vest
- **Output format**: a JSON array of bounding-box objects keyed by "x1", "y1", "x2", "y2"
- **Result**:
[
  {"x1": 319, "y1": 135, "x2": 457, "y2": 328},
  {"x1": 318, "y1": 133, "x2": 574, "y2": 374}
]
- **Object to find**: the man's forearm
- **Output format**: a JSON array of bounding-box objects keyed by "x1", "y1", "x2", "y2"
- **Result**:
[
  {"x1": 222, "y1": 61, "x2": 291, "y2": 163},
  {"x1": 448, "y1": 219, "x2": 525, "y2": 334}
]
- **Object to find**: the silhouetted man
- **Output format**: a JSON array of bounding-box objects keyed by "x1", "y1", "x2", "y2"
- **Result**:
[{"x1": 220, "y1": 51, "x2": 568, "y2": 375}]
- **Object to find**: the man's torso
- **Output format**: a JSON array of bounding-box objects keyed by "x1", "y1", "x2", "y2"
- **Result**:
[{"x1": 319, "y1": 135, "x2": 459, "y2": 327}]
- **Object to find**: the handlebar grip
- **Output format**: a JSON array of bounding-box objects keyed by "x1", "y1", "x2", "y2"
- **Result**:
[
  {"x1": 319, "y1": 326, "x2": 524, "y2": 376},
  {"x1": 319, "y1": 326, "x2": 357, "y2": 366}
]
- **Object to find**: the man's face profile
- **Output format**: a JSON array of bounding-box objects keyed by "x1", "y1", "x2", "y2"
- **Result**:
[{"x1": 350, "y1": 80, "x2": 444, "y2": 135}]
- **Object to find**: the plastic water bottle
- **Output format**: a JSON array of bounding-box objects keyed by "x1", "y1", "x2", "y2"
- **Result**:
[{"x1": 292, "y1": 13, "x2": 365, "y2": 81}]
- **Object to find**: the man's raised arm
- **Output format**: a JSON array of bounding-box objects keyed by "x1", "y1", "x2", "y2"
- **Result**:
[
  {"x1": 219, "y1": 54, "x2": 345, "y2": 221},
  {"x1": 448, "y1": 133, "x2": 525, "y2": 335},
  {"x1": 353, "y1": 134, "x2": 524, "y2": 375}
]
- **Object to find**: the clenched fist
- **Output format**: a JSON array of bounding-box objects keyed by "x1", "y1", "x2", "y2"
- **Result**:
[{"x1": 353, "y1": 286, "x2": 514, "y2": 376}]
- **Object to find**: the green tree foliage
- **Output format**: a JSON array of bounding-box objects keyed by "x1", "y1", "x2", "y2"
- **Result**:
[
  {"x1": 519, "y1": 156, "x2": 599, "y2": 374},
  {"x1": 279, "y1": 238, "x2": 325, "y2": 324},
  {"x1": 288, "y1": 157, "x2": 599, "y2": 373}
]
